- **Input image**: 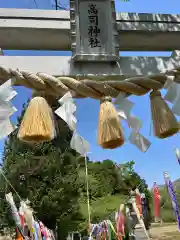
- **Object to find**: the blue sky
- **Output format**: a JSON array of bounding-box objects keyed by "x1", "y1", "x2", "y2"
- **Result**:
[{"x1": 0, "y1": 0, "x2": 180, "y2": 188}]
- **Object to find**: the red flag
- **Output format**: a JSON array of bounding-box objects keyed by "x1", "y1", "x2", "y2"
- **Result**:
[{"x1": 153, "y1": 182, "x2": 161, "y2": 219}]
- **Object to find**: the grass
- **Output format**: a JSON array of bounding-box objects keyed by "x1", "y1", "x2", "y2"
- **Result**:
[
  {"x1": 78, "y1": 194, "x2": 127, "y2": 232},
  {"x1": 80, "y1": 194, "x2": 127, "y2": 221},
  {"x1": 150, "y1": 223, "x2": 180, "y2": 240},
  {"x1": 151, "y1": 223, "x2": 177, "y2": 228},
  {"x1": 153, "y1": 232, "x2": 180, "y2": 240}
]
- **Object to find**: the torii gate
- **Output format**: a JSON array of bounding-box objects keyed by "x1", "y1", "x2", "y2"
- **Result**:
[
  {"x1": 0, "y1": 7, "x2": 180, "y2": 76},
  {"x1": 0, "y1": 1, "x2": 180, "y2": 151},
  {"x1": 0, "y1": 3, "x2": 179, "y2": 239}
]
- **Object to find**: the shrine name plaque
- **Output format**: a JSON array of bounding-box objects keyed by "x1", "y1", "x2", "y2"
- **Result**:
[{"x1": 70, "y1": 0, "x2": 120, "y2": 62}]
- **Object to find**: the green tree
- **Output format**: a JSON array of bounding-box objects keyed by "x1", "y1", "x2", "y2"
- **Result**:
[{"x1": 0, "y1": 101, "x2": 83, "y2": 239}]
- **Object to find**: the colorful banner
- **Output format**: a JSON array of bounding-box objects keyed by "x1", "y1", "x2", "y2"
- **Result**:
[
  {"x1": 153, "y1": 182, "x2": 161, "y2": 221},
  {"x1": 131, "y1": 197, "x2": 150, "y2": 240},
  {"x1": 116, "y1": 211, "x2": 125, "y2": 240},
  {"x1": 135, "y1": 188, "x2": 142, "y2": 216},
  {"x1": 5, "y1": 193, "x2": 24, "y2": 237},
  {"x1": 164, "y1": 172, "x2": 180, "y2": 230}
]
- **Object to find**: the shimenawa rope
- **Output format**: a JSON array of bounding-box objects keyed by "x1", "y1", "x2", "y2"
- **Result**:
[{"x1": 0, "y1": 66, "x2": 180, "y2": 98}]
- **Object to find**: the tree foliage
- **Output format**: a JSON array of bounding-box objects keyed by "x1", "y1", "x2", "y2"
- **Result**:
[
  {"x1": 0, "y1": 101, "x2": 83, "y2": 238},
  {"x1": 0, "y1": 101, "x2": 150, "y2": 238}
]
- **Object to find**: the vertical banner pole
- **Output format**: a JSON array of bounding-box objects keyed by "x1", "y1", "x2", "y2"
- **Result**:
[
  {"x1": 131, "y1": 192, "x2": 150, "y2": 240},
  {"x1": 164, "y1": 172, "x2": 180, "y2": 231},
  {"x1": 85, "y1": 153, "x2": 91, "y2": 237}
]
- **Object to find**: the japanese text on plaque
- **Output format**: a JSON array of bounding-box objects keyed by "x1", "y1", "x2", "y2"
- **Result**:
[{"x1": 88, "y1": 4, "x2": 101, "y2": 48}]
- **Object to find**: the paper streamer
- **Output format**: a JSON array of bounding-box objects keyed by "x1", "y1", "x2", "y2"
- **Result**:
[
  {"x1": 70, "y1": 131, "x2": 90, "y2": 156},
  {"x1": 0, "y1": 119, "x2": 17, "y2": 140},
  {"x1": 128, "y1": 131, "x2": 151, "y2": 153},
  {"x1": 114, "y1": 92, "x2": 128, "y2": 104},
  {"x1": 115, "y1": 94, "x2": 140, "y2": 131},
  {"x1": 0, "y1": 80, "x2": 17, "y2": 138},
  {"x1": 127, "y1": 114, "x2": 142, "y2": 133},
  {"x1": 0, "y1": 102, "x2": 17, "y2": 120},
  {"x1": 115, "y1": 93, "x2": 151, "y2": 152},
  {"x1": 163, "y1": 76, "x2": 175, "y2": 90},
  {"x1": 116, "y1": 98, "x2": 134, "y2": 120},
  {"x1": 55, "y1": 102, "x2": 77, "y2": 131},
  {"x1": 56, "y1": 92, "x2": 91, "y2": 156},
  {"x1": 55, "y1": 92, "x2": 77, "y2": 131},
  {"x1": 164, "y1": 83, "x2": 180, "y2": 104},
  {"x1": 58, "y1": 91, "x2": 73, "y2": 105},
  {"x1": 164, "y1": 77, "x2": 180, "y2": 116},
  {"x1": 171, "y1": 94, "x2": 180, "y2": 116},
  {"x1": 0, "y1": 79, "x2": 17, "y2": 102}
]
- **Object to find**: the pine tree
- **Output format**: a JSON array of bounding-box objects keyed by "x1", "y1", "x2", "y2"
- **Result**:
[{"x1": 0, "y1": 100, "x2": 83, "y2": 239}]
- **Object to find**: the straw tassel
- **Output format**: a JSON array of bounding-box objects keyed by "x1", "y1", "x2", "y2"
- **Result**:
[
  {"x1": 150, "y1": 90, "x2": 179, "y2": 138},
  {"x1": 18, "y1": 96, "x2": 56, "y2": 143},
  {"x1": 98, "y1": 96, "x2": 124, "y2": 149}
]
